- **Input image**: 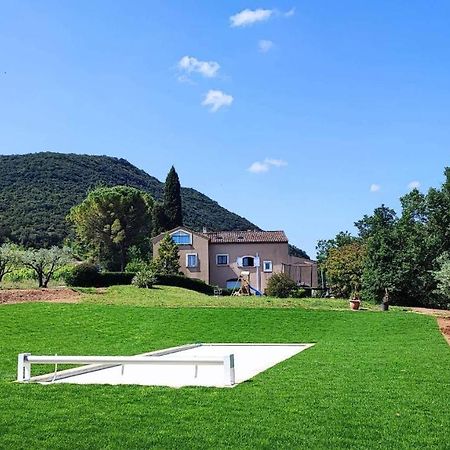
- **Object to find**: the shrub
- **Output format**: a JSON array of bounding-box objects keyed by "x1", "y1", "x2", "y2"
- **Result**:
[
  {"x1": 290, "y1": 288, "x2": 308, "y2": 298},
  {"x1": 3, "y1": 268, "x2": 35, "y2": 282},
  {"x1": 154, "y1": 274, "x2": 215, "y2": 295},
  {"x1": 132, "y1": 269, "x2": 156, "y2": 289},
  {"x1": 64, "y1": 263, "x2": 135, "y2": 287},
  {"x1": 63, "y1": 263, "x2": 100, "y2": 287},
  {"x1": 266, "y1": 273, "x2": 298, "y2": 298},
  {"x1": 125, "y1": 260, "x2": 149, "y2": 273}
]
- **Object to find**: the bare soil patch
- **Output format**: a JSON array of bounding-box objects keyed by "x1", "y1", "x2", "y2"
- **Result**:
[{"x1": 0, "y1": 288, "x2": 81, "y2": 305}]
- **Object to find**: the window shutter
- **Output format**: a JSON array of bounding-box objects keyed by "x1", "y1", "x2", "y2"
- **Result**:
[{"x1": 236, "y1": 257, "x2": 243, "y2": 267}]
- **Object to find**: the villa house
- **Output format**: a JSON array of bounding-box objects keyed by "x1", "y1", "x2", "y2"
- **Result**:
[{"x1": 151, "y1": 226, "x2": 318, "y2": 293}]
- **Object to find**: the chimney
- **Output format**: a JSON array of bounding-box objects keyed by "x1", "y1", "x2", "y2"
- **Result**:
[{"x1": 202, "y1": 226, "x2": 207, "y2": 233}]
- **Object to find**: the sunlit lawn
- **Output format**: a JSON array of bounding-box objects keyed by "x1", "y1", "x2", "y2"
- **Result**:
[{"x1": 0, "y1": 288, "x2": 448, "y2": 449}]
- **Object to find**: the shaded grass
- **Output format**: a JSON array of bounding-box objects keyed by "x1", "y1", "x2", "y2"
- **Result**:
[
  {"x1": 79, "y1": 285, "x2": 394, "y2": 311},
  {"x1": 0, "y1": 302, "x2": 449, "y2": 449}
]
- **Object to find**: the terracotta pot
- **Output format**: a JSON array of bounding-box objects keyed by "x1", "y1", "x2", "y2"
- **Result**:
[{"x1": 349, "y1": 299, "x2": 361, "y2": 310}]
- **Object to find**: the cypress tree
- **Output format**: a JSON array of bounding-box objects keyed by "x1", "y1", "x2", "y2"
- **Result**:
[{"x1": 163, "y1": 166, "x2": 183, "y2": 229}]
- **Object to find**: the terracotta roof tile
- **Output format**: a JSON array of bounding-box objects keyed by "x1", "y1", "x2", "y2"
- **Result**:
[{"x1": 205, "y1": 230, "x2": 288, "y2": 244}]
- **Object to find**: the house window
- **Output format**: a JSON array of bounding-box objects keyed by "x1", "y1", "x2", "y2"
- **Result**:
[
  {"x1": 216, "y1": 254, "x2": 229, "y2": 265},
  {"x1": 242, "y1": 256, "x2": 255, "y2": 267},
  {"x1": 186, "y1": 253, "x2": 198, "y2": 268},
  {"x1": 171, "y1": 230, "x2": 192, "y2": 245},
  {"x1": 263, "y1": 261, "x2": 273, "y2": 272}
]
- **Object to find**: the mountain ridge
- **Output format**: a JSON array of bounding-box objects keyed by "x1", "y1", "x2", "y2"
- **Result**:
[{"x1": 0, "y1": 152, "x2": 258, "y2": 247}]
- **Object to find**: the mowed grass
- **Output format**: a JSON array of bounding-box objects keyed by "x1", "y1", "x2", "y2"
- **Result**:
[
  {"x1": 0, "y1": 294, "x2": 449, "y2": 449},
  {"x1": 79, "y1": 285, "x2": 393, "y2": 311}
]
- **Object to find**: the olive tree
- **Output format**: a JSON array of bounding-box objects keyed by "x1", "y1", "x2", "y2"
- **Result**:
[
  {"x1": 21, "y1": 247, "x2": 71, "y2": 288},
  {"x1": 0, "y1": 243, "x2": 21, "y2": 282}
]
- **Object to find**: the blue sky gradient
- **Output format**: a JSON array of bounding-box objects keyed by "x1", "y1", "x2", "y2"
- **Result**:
[{"x1": 1, "y1": 1, "x2": 449, "y2": 257}]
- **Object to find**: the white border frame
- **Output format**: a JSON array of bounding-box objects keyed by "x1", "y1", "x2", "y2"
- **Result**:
[{"x1": 170, "y1": 229, "x2": 192, "y2": 245}]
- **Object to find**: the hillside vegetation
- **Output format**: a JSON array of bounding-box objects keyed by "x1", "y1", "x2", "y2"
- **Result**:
[{"x1": 0, "y1": 152, "x2": 257, "y2": 247}]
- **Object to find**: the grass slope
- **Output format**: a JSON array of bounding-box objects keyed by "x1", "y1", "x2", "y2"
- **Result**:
[
  {"x1": 0, "y1": 297, "x2": 449, "y2": 449},
  {"x1": 80, "y1": 285, "x2": 390, "y2": 311}
]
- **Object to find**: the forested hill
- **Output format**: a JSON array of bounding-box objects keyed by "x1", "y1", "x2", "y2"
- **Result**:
[{"x1": 0, "y1": 152, "x2": 258, "y2": 247}]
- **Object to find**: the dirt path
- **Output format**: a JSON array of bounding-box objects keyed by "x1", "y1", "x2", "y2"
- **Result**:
[
  {"x1": 0, "y1": 288, "x2": 81, "y2": 305},
  {"x1": 410, "y1": 307, "x2": 450, "y2": 346}
]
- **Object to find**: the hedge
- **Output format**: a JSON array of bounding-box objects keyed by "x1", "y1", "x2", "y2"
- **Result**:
[
  {"x1": 64, "y1": 263, "x2": 135, "y2": 287},
  {"x1": 153, "y1": 274, "x2": 215, "y2": 295}
]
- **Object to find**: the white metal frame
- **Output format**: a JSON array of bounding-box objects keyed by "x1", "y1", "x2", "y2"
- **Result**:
[{"x1": 17, "y1": 344, "x2": 235, "y2": 386}]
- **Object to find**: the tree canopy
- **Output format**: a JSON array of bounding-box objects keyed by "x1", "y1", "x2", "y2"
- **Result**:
[
  {"x1": 319, "y1": 168, "x2": 450, "y2": 308},
  {"x1": 67, "y1": 186, "x2": 153, "y2": 271}
]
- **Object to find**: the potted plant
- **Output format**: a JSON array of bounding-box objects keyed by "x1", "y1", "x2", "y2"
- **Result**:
[{"x1": 349, "y1": 291, "x2": 361, "y2": 310}]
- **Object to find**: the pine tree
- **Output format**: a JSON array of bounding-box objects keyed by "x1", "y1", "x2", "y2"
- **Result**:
[{"x1": 164, "y1": 166, "x2": 183, "y2": 229}]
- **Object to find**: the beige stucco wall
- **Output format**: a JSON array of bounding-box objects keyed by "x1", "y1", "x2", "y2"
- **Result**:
[
  {"x1": 208, "y1": 242, "x2": 289, "y2": 292},
  {"x1": 152, "y1": 230, "x2": 210, "y2": 284}
]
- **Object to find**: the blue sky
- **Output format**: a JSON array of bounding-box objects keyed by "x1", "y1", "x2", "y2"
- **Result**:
[{"x1": 1, "y1": 1, "x2": 449, "y2": 257}]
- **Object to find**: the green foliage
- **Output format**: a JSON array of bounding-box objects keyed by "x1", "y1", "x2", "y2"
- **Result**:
[
  {"x1": 132, "y1": 268, "x2": 157, "y2": 289},
  {"x1": 316, "y1": 231, "x2": 357, "y2": 264},
  {"x1": 20, "y1": 246, "x2": 71, "y2": 288},
  {"x1": 154, "y1": 274, "x2": 215, "y2": 295},
  {"x1": 265, "y1": 273, "x2": 298, "y2": 298},
  {"x1": 433, "y1": 254, "x2": 450, "y2": 308},
  {"x1": 151, "y1": 201, "x2": 169, "y2": 236},
  {"x1": 63, "y1": 262, "x2": 100, "y2": 287},
  {"x1": 0, "y1": 152, "x2": 258, "y2": 248},
  {"x1": 0, "y1": 243, "x2": 21, "y2": 281},
  {"x1": 324, "y1": 241, "x2": 366, "y2": 298},
  {"x1": 289, "y1": 287, "x2": 308, "y2": 298},
  {"x1": 67, "y1": 185, "x2": 153, "y2": 271},
  {"x1": 152, "y1": 234, "x2": 181, "y2": 275},
  {"x1": 64, "y1": 263, "x2": 135, "y2": 287},
  {"x1": 3, "y1": 267, "x2": 35, "y2": 282},
  {"x1": 163, "y1": 166, "x2": 183, "y2": 230},
  {"x1": 319, "y1": 168, "x2": 450, "y2": 308}
]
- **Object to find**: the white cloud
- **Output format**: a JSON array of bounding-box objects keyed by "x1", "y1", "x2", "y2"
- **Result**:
[
  {"x1": 230, "y1": 7, "x2": 295, "y2": 27},
  {"x1": 248, "y1": 158, "x2": 288, "y2": 174},
  {"x1": 178, "y1": 56, "x2": 220, "y2": 78},
  {"x1": 258, "y1": 39, "x2": 274, "y2": 53},
  {"x1": 370, "y1": 184, "x2": 381, "y2": 192},
  {"x1": 201, "y1": 90, "x2": 233, "y2": 112},
  {"x1": 230, "y1": 8, "x2": 274, "y2": 27},
  {"x1": 408, "y1": 181, "x2": 421, "y2": 190}
]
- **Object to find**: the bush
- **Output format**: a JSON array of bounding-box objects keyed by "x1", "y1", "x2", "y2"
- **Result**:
[
  {"x1": 266, "y1": 273, "x2": 298, "y2": 298},
  {"x1": 290, "y1": 288, "x2": 308, "y2": 298},
  {"x1": 64, "y1": 263, "x2": 135, "y2": 287},
  {"x1": 132, "y1": 269, "x2": 156, "y2": 289},
  {"x1": 154, "y1": 274, "x2": 215, "y2": 295},
  {"x1": 63, "y1": 263, "x2": 100, "y2": 287},
  {"x1": 3, "y1": 268, "x2": 35, "y2": 282},
  {"x1": 125, "y1": 260, "x2": 150, "y2": 273}
]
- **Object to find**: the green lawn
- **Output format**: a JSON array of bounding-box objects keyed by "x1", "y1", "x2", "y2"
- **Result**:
[
  {"x1": 79, "y1": 285, "x2": 397, "y2": 311},
  {"x1": 0, "y1": 290, "x2": 449, "y2": 449}
]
